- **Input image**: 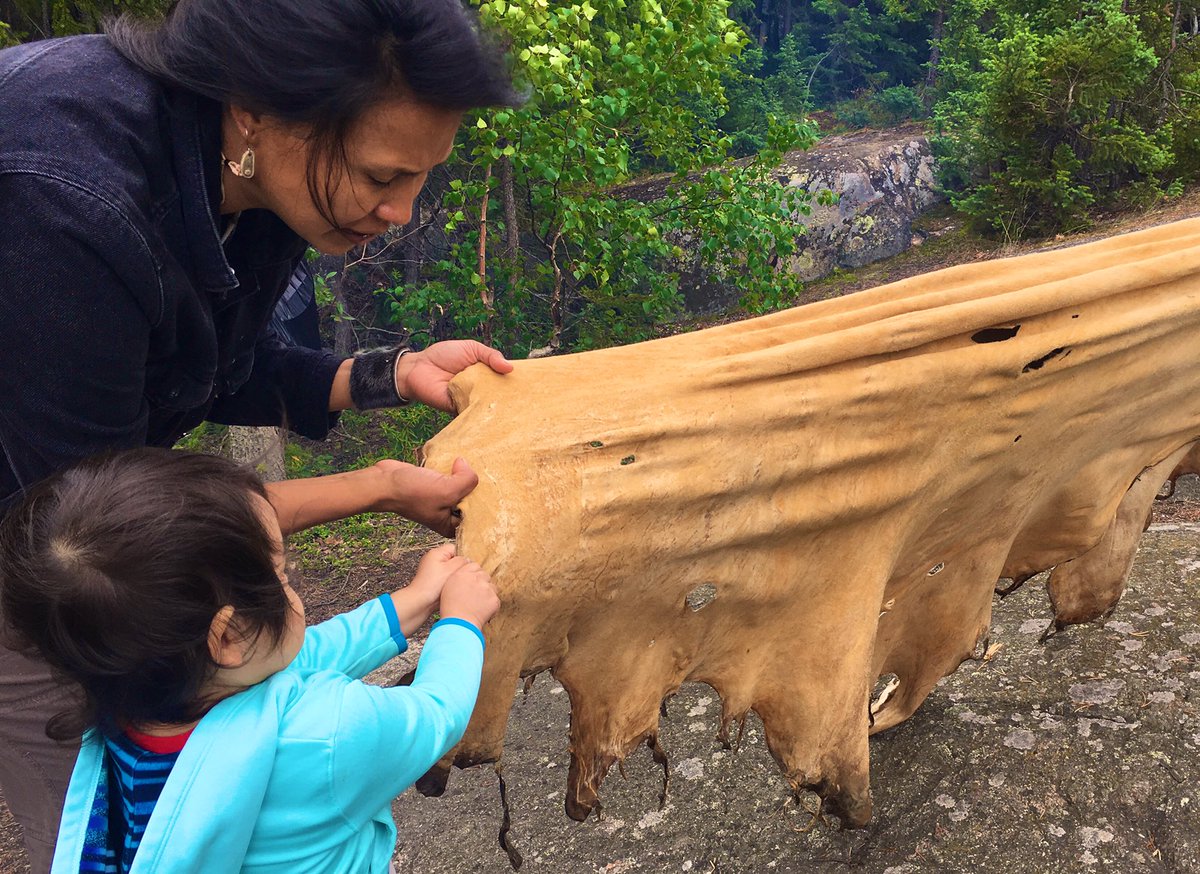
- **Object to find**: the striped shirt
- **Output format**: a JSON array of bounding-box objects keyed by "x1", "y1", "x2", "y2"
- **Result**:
[{"x1": 79, "y1": 727, "x2": 192, "y2": 873}]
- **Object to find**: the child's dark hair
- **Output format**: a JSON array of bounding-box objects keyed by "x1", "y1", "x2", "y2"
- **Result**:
[{"x1": 0, "y1": 448, "x2": 292, "y2": 740}]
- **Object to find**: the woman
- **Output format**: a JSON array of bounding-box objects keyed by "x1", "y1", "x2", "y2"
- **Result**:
[{"x1": 0, "y1": 0, "x2": 517, "y2": 868}]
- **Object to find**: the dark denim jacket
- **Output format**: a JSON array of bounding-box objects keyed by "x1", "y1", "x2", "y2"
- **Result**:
[{"x1": 0, "y1": 36, "x2": 345, "y2": 506}]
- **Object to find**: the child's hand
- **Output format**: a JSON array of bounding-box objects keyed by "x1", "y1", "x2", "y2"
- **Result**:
[
  {"x1": 439, "y1": 561, "x2": 499, "y2": 631},
  {"x1": 405, "y1": 543, "x2": 468, "y2": 612}
]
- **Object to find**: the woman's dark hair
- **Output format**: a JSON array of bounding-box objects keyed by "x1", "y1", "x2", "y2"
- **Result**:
[
  {"x1": 0, "y1": 448, "x2": 292, "y2": 740},
  {"x1": 106, "y1": 0, "x2": 519, "y2": 224}
]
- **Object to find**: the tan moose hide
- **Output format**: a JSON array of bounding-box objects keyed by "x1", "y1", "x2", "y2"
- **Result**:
[{"x1": 418, "y1": 217, "x2": 1200, "y2": 826}]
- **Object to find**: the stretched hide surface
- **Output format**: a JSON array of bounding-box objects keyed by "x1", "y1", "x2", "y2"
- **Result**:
[{"x1": 420, "y1": 218, "x2": 1200, "y2": 825}]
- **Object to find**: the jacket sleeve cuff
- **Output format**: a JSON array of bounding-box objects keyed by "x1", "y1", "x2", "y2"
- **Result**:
[
  {"x1": 279, "y1": 348, "x2": 346, "y2": 439},
  {"x1": 431, "y1": 617, "x2": 485, "y2": 650},
  {"x1": 376, "y1": 594, "x2": 409, "y2": 653}
]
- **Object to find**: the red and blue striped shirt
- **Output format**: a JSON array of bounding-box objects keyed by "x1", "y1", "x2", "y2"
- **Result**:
[{"x1": 79, "y1": 727, "x2": 191, "y2": 873}]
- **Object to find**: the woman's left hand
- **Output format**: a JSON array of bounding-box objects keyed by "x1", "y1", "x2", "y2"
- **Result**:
[
  {"x1": 372, "y1": 456, "x2": 479, "y2": 537},
  {"x1": 397, "y1": 340, "x2": 513, "y2": 413}
]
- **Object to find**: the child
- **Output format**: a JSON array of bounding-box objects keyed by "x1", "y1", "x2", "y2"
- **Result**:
[{"x1": 0, "y1": 447, "x2": 498, "y2": 873}]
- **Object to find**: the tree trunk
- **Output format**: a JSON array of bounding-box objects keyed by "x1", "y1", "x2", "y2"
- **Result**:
[
  {"x1": 223, "y1": 426, "x2": 287, "y2": 483},
  {"x1": 1161, "y1": 0, "x2": 1182, "y2": 124},
  {"x1": 501, "y1": 155, "x2": 519, "y2": 260},
  {"x1": 401, "y1": 206, "x2": 422, "y2": 287},
  {"x1": 332, "y1": 271, "x2": 354, "y2": 357},
  {"x1": 500, "y1": 154, "x2": 520, "y2": 331},
  {"x1": 528, "y1": 229, "x2": 565, "y2": 358},
  {"x1": 923, "y1": 1, "x2": 946, "y2": 111},
  {"x1": 478, "y1": 163, "x2": 494, "y2": 344},
  {"x1": 548, "y1": 230, "x2": 563, "y2": 351}
]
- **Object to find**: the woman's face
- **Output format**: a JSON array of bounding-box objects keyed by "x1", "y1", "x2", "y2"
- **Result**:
[{"x1": 229, "y1": 98, "x2": 463, "y2": 255}]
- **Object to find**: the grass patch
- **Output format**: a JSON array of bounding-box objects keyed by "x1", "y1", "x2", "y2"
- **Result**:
[
  {"x1": 286, "y1": 406, "x2": 452, "y2": 480},
  {"x1": 173, "y1": 421, "x2": 228, "y2": 455},
  {"x1": 288, "y1": 514, "x2": 443, "y2": 574},
  {"x1": 284, "y1": 406, "x2": 455, "y2": 571}
]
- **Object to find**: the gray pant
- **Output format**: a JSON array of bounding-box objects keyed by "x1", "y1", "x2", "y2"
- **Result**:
[{"x1": 0, "y1": 646, "x2": 79, "y2": 874}]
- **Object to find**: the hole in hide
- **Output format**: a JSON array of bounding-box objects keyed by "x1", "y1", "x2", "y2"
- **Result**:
[
  {"x1": 971, "y1": 325, "x2": 1021, "y2": 343},
  {"x1": 870, "y1": 673, "x2": 901, "y2": 717},
  {"x1": 1022, "y1": 347, "x2": 1068, "y2": 373}
]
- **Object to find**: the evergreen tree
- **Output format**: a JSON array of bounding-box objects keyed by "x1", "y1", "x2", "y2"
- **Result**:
[{"x1": 933, "y1": 0, "x2": 1196, "y2": 239}]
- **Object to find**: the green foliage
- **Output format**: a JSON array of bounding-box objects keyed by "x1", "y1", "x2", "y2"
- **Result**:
[
  {"x1": 831, "y1": 84, "x2": 926, "y2": 130},
  {"x1": 718, "y1": 44, "x2": 783, "y2": 157},
  {"x1": 284, "y1": 442, "x2": 338, "y2": 479},
  {"x1": 286, "y1": 515, "x2": 431, "y2": 573},
  {"x1": 788, "y1": 1, "x2": 927, "y2": 105},
  {"x1": 932, "y1": 0, "x2": 1188, "y2": 240},
  {"x1": 172, "y1": 421, "x2": 228, "y2": 455},
  {"x1": 365, "y1": 406, "x2": 451, "y2": 465},
  {"x1": 286, "y1": 408, "x2": 450, "y2": 482},
  {"x1": 283, "y1": 407, "x2": 451, "y2": 570},
  {"x1": 1, "y1": 0, "x2": 168, "y2": 41},
  {"x1": 383, "y1": 0, "x2": 818, "y2": 353},
  {"x1": 722, "y1": 3, "x2": 937, "y2": 135},
  {"x1": 875, "y1": 84, "x2": 924, "y2": 124},
  {"x1": 765, "y1": 32, "x2": 814, "y2": 116}
]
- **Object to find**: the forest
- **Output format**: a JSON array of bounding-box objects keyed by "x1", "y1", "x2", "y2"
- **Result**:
[{"x1": 4, "y1": 0, "x2": 1200, "y2": 354}]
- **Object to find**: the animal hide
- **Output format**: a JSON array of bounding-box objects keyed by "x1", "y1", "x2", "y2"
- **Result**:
[{"x1": 418, "y1": 218, "x2": 1200, "y2": 825}]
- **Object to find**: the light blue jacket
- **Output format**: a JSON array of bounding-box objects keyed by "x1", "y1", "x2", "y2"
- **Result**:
[{"x1": 50, "y1": 596, "x2": 485, "y2": 873}]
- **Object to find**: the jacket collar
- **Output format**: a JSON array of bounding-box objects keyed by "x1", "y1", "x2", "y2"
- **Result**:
[
  {"x1": 165, "y1": 87, "x2": 240, "y2": 298},
  {"x1": 51, "y1": 677, "x2": 297, "y2": 874}
]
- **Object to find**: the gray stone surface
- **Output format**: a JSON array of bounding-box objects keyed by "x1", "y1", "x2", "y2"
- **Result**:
[
  {"x1": 389, "y1": 491, "x2": 1200, "y2": 873},
  {"x1": 676, "y1": 125, "x2": 943, "y2": 313},
  {"x1": 777, "y1": 125, "x2": 941, "y2": 280}
]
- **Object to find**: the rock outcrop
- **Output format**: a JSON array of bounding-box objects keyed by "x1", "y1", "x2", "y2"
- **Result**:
[
  {"x1": 779, "y1": 124, "x2": 940, "y2": 275},
  {"x1": 679, "y1": 124, "x2": 942, "y2": 312}
]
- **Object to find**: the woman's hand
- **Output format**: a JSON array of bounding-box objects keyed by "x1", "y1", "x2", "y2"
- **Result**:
[
  {"x1": 266, "y1": 457, "x2": 478, "y2": 537},
  {"x1": 371, "y1": 456, "x2": 479, "y2": 537},
  {"x1": 395, "y1": 340, "x2": 513, "y2": 413}
]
